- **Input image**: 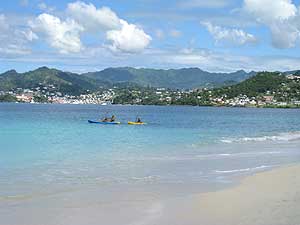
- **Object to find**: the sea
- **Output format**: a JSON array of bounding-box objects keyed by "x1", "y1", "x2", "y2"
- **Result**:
[{"x1": 1, "y1": 103, "x2": 300, "y2": 225}]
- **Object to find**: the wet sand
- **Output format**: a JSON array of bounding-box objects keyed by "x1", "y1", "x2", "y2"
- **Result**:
[
  {"x1": 1, "y1": 165, "x2": 300, "y2": 225},
  {"x1": 158, "y1": 164, "x2": 300, "y2": 225}
]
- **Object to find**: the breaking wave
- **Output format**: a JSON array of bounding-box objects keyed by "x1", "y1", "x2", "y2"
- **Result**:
[
  {"x1": 215, "y1": 165, "x2": 273, "y2": 174},
  {"x1": 196, "y1": 151, "x2": 282, "y2": 159},
  {"x1": 221, "y1": 131, "x2": 300, "y2": 143}
]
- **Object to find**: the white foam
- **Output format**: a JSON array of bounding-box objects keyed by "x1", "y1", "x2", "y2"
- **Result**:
[
  {"x1": 218, "y1": 153, "x2": 232, "y2": 156},
  {"x1": 220, "y1": 139, "x2": 233, "y2": 143},
  {"x1": 131, "y1": 175, "x2": 160, "y2": 182},
  {"x1": 215, "y1": 165, "x2": 272, "y2": 174},
  {"x1": 221, "y1": 131, "x2": 300, "y2": 143},
  {"x1": 196, "y1": 151, "x2": 282, "y2": 159}
]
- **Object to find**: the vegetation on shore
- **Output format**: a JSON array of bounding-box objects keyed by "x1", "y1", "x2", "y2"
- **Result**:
[
  {"x1": 0, "y1": 94, "x2": 17, "y2": 102},
  {"x1": 113, "y1": 72, "x2": 300, "y2": 107},
  {"x1": 1, "y1": 68, "x2": 300, "y2": 108},
  {"x1": 0, "y1": 67, "x2": 254, "y2": 93}
]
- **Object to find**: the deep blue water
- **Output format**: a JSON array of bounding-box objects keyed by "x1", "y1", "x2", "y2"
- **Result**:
[{"x1": 1, "y1": 103, "x2": 300, "y2": 198}]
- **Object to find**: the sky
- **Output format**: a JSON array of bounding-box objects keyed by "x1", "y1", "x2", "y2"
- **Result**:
[{"x1": 1, "y1": 0, "x2": 300, "y2": 73}]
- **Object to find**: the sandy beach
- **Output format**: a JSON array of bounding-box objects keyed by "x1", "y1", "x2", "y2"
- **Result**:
[
  {"x1": 2, "y1": 163, "x2": 300, "y2": 225},
  {"x1": 1, "y1": 105, "x2": 300, "y2": 225},
  {"x1": 157, "y1": 164, "x2": 300, "y2": 225}
]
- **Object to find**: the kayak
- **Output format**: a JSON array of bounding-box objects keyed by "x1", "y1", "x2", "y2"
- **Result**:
[
  {"x1": 128, "y1": 121, "x2": 146, "y2": 125},
  {"x1": 88, "y1": 120, "x2": 121, "y2": 125}
]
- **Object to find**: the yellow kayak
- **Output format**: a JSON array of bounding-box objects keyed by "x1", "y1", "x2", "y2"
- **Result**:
[{"x1": 128, "y1": 121, "x2": 146, "y2": 125}]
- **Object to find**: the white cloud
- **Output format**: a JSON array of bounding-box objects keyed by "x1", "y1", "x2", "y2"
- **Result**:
[
  {"x1": 244, "y1": 0, "x2": 300, "y2": 49},
  {"x1": 5, "y1": 45, "x2": 300, "y2": 73},
  {"x1": 106, "y1": 19, "x2": 152, "y2": 53},
  {"x1": 269, "y1": 21, "x2": 299, "y2": 48},
  {"x1": 244, "y1": 0, "x2": 297, "y2": 23},
  {"x1": 169, "y1": 29, "x2": 182, "y2": 38},
  {"x1": 0, "y1": 14, "x2": 9, "y2": 30},
  {"x1": 0, "y1": 14, "x2": 35, "y2": 56},
  {"x1": 29, "y1": 13, "x2": 84, "y2": 54},
  {"x1": 156, "y1": 48, "x2": 300, "y2": 72},
  {"x1": 26, "y1": 1, "x2": 151, "y2": 54},
  {"x1": 177, "y1": 0, "x2": 231, "y2": 9},
  {"x1": 22, "y1": 30, "x2": 38, "y2": 41},
  {"x1": 67, "y1": 1, "x2": 121, "y2": 32},
  {"x1": 30, "y1": 1, "x2": 152, "y2": 54},
  {"x1": 38, "y1": 2, "x2": 47, "y2": 10},
  {"x1": 202, "y1": 22, "x2": 257, "y2": 45},
  {"x1": 38, "y1": 2, "x2": 55, "y2": 12},
  {"x1": 65, "y1": 1, "x2": 151, "y2": 53}
]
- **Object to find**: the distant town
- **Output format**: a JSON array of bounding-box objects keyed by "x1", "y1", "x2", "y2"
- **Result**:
[
  {"x1": 0, "y1": 85, "x2": 115, "y2": 105},
  {"x1": 0, "y1": 68, "x2": 300, "y2": 108},
  {"x1": 1, "y1": 72, "x2": 300, "y2": 108}
]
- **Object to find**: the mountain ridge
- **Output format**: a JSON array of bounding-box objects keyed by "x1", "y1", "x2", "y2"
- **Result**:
[
  {"x1": 0, "y1": 66, "x2": 259, "y2": 94},
  {"x1": 0, "y1": 67, "x2": 109, "y2": 95},
  {"x1": 82, "y1": 67, "x2": 256, "y2": 89}
]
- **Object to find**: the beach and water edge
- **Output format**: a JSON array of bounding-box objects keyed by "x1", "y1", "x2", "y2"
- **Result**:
[
  {"x1": 2, "y1": 163, "x2": 299, "y2": 225},
  {"x1": 156, "y1": 163, "x2": 300, "y2": 225},
  {"x1": 1, "y1": 104, "x2": 300, "y2": 225}
]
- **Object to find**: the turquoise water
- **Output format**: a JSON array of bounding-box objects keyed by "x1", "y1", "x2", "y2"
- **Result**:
[
  {"x1": 1, "y1": 104, "x2": 300, "y2": 183},
  {"x1": 0, "y1": 104, "x2": 300, "y2": 185},
  {"x1": 1, "y1": 103, "x2": 300, "y2": 224}
]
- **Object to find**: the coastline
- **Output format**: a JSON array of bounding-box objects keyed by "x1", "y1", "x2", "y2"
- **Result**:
[
  {"x1": 2, "y1": 164, "x2": 300, "y2": 225},
  {"x1": 1, "y1": 103, "x2": 300, "y2": 225},
  {"x1": 157, "y1": 164, "x2": 300, "y2": 225},
  {"x1": 1, "y1": 101, "x2": 300, "y2": 109}
]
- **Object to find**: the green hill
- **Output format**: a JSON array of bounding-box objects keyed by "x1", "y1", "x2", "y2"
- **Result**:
[
  {"x1": 83, "y1": 67, "x2": 255, "y2": 89},
  {"x1": 212, "y1": 72, "x2": 289, "y2": 98},
  {"x1": 169, "y1": 72, "x2": 300, "y2": 106},
  {"x1": 0, "y1": 67, "x2": 256, "y2": 94},
  {"x1": 0, "y1": 67, "x2": 108, "y2": 95}
]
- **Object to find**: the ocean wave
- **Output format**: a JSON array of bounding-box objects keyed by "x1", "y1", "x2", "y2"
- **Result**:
[
  {"x1": 221, "y1": 131, "x2": 300, "y2": 143},
  {"x1": 196, "y1": 151, "x2": 282, "y2": 159},
  {"x1": 131, "y1": 175, "x2": 160, "y2": 181},
  {"x1": 117, "y1": 151, "x2": 283, "y2": 162},
  {"x1": 215, "y1": 165, "x2": 273, "y2": 174}
]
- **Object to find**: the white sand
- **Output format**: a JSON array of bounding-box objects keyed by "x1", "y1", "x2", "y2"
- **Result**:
[
  {"x1": 2, "y1": 165, "x2": 300, "y2": 225},
  {"x1": 157, "y1": 165, "x2": 300, "y2": 225}
]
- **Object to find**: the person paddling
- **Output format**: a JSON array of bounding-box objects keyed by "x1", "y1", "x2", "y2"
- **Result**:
[
  {"x1": 101, "y1": 115, "x2": 116, "y2": 122},
  {"x1": 110, "y1": 115, "x2": 116, "y2": 122},
  {"x1": 102, "y1": 116, "x2": 109, "y2": 122}
]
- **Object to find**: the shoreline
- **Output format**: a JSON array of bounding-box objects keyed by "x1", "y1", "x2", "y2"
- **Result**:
[
  {"x1": 156, "y1": 163, "x2": 300, "y2": 225},
  {"x1": 1, "y1": 103, "x2": 300, "y2": 225},
  {"x1": 1, "y1": 162, "x2": 300, "y2": 225},
  {"x1": 1, "y1": 101, "x2": 300, "y2": 109}
]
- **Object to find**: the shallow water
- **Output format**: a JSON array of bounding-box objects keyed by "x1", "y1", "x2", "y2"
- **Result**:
[{"x1": 1, "y1": 103, "x2": 300, "y2": 225}]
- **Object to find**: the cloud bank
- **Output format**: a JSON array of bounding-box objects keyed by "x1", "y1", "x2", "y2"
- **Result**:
[
  {"x1": 29, "y1": 1, "x2": 151, "y2": 54},
  {"x1": 244, "y1": 0, "x2": 300, "y2": 48},
  {"x1": 202, "y1": 22, "x2": 257, "y2": 45},
  {"x1": 30, "y1": 13, "x2": 84, "y2": 54}
]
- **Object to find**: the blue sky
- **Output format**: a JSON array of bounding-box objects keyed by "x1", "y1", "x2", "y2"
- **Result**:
[{"x1": 1, "y1": 0, "x2": 300, "y2": 73}]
